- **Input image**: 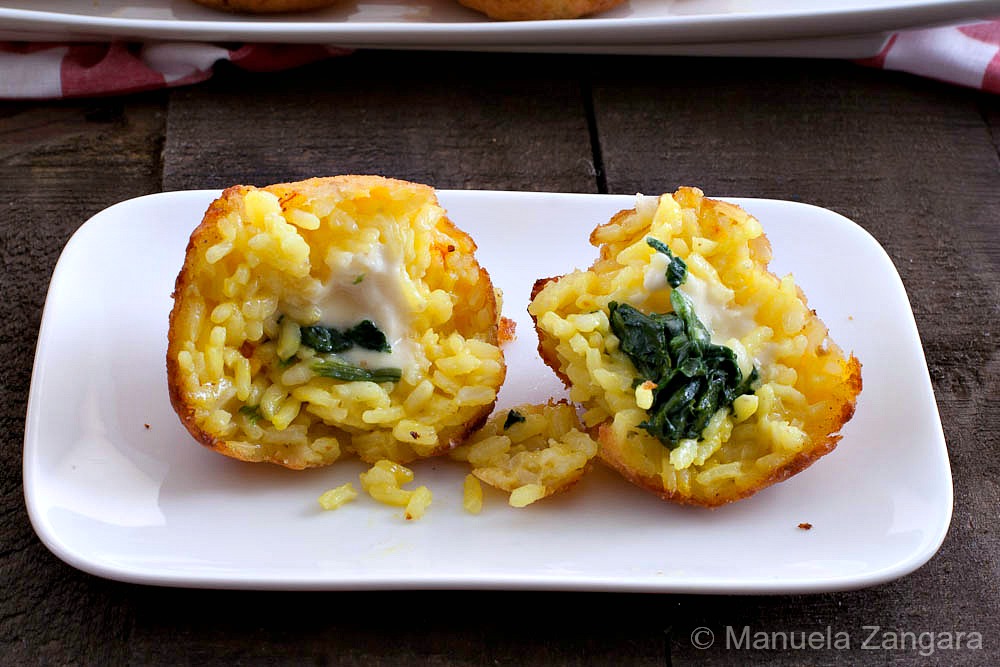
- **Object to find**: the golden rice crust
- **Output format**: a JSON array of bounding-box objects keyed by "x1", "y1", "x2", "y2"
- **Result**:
[
  {"x1": 190, "y1": 0, "x2": 339, "y2": 12},
  {"x1": 457, "y1": 0, "x2": 625, "y2": 21},
  {"x1": 167, "y1": 175, "x2": 506, "y2": 469},
  {"x1": 528, "y1": 187, "x2": 862, "y2": 507},
  {"x1": 450, "y1": 400, "x2": 598, "y2": 506}
]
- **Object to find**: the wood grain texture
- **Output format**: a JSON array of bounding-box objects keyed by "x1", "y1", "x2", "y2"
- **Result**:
[
  {"x1": 161, "y1": 50, "x2": 599, "y2": 193},
  {"x1": 592, "y1": 57, "x2": 1000, "y2": 665},
  {"x1": 0, "y1": 95, "x2": 166, "y2": 665},
  {"x1": 1, "y1": 51, "x2": 997, "y2": 667}
]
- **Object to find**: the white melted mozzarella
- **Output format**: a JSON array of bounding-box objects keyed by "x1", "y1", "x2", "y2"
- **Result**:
[
  {"x1": 677, "y1": 272, "x2": 755, "y2": 344},
  {"x1": 643, "y1": 264, "x2": 776, "y2": 371},
  {"x1": 642, "y1": 252, "x2": 671, "y2": 292},
  {"x1": 311, "y1": 241, "x2": 416, "y2": 369}
]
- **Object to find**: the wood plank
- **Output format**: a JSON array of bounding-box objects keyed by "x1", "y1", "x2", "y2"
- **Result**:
[
  {"x1": 161, "y1": 50, "x2": 599, "y2": 194},
  {"x1": 2, "y1": 51, "x2": 998, "y2": 667},
  {"x1": 983, "y1": 87, "x2": 1000, "y2": 157},
  {"x1": 592, "y1": 56, "x2": 1000, "y2": 664},
  {"x1": 0, "y1": 94, "x2": 166, "y2": 666}
]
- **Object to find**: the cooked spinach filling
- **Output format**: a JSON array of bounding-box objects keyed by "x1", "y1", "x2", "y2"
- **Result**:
[
  {"x1": 281, "y1": 318, "x2": 401, "y2": 384},
  {"x1": 300, "y1": 319, "x2": 391, "y2": 354},
  {"x1": 503, "y1": 409, "x2": 526, "y2": 430},
  {"x1": 311, "y1": 358, "x2": 402, "y2": 384},
  {"x1": 238, "y1": 404, "x2": 262, "y2": 425},
  {"x1": 645, "y1": 237, "x2": 688, "y2": 288},
  {"x1": 607, "y1": 237, "x2": 757, "y2": 449}
]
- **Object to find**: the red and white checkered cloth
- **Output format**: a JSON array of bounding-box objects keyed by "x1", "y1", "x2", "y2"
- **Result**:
[
  {"x1": 1, "y1": 18, "x2": 998, "y2": 99},
  {"x1": 857, "y1": 17, "x2": 1000, "y2": 92},
  {"x1": 0, "y1": 42, "x2": 350, "y2": 99}
]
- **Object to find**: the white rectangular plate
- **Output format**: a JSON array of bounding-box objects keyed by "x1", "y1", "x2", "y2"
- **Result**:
[
  {"x1": 0, "y1": 0, "x2": 995, "y2": 57},
  {"x1": 24, "y1": 188, "x2": 951, "y2": 593}
]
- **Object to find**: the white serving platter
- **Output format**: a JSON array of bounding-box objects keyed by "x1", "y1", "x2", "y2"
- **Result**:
[
  {"x1": 0, "y1": 0, "x2": 996, "y2": 57},
  {"x1": 23, "y1": 187, "x2": 952, "y2": 593}
]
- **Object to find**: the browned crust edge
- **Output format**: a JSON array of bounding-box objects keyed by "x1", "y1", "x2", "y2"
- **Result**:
[
  {"x1": 597, "y1": 355, "x2": 862, "y2": 508},
  {"x1": 527, "y1": 194, "x2": 864, "y2": 507},
  {"x1": 457, "y1": 0, "x2": 625, "y2": 21},
  {"x1": 167, "y1": 187, "x2": 245, "y2": 460},
  {"x1": 529, "y1": 276, "x2": 573, "y2": 389},
  {"x1": 190, "y1": 0, "x2": 339, "y2": 13},
  {"x1": 166, "y1": 176, "x2": 505, "y2": 469}
]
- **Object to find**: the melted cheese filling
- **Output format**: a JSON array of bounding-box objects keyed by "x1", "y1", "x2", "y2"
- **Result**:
[
  {"x1": 307, "y1": 241, "x2": 417, "y2": 369},
  {"x1": 642, "y1": 261, "x2": 776, "y2": 373},
  {"x1": 641, "y1": 251, "x2": 773, "y2": 471},
  {"x1": 677, "y1": 272, "x2": 754, "y2": 345}
]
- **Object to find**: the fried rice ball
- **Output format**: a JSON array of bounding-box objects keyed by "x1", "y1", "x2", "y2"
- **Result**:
[
  {"x1": 458, "y1": 0, "x2": 625, "y2": 21},
  {"x1": 167, "y1": 175, "x2": 506, "y2": 469},
  {"x1": 190, "y1": 0, "x2": 339, "y2": 12},
  {"x1": 450, "y1": 400, "x2": 599, "y2": 507},
  {"x1": 528, "y1": 187, "x2": 862, "y2": 507}
]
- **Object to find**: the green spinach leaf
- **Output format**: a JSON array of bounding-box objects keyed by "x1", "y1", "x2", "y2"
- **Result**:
[
  {"x1": 300, "y1": 325, "x2": 352, "y2": 354},
  {"x1": 238, "y1": 404, "x2": 262, "y2": 425},
  {"x1": 646, "y1": 237, "x2": 688, "y2": 288},
  {"x1": 503, "y1": 410, "x2": 526, "y2": 430},
  {"x1": 299, "y1": 319, "x2": 391, "y2": 354},
  {"x1": 346, "y1": 320, "x2": 391, "y2": 352},
  {"x1": 311, "y1": 358, "x2": 402, "y2": 383},
  {"x1": 608, "y1": 289, "x2": 757, "y2": 449}
]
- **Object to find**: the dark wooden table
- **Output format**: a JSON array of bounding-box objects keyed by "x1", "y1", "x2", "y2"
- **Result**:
[{"x1": 2, "y1": 49, "x2": 998, "y2": 666}]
